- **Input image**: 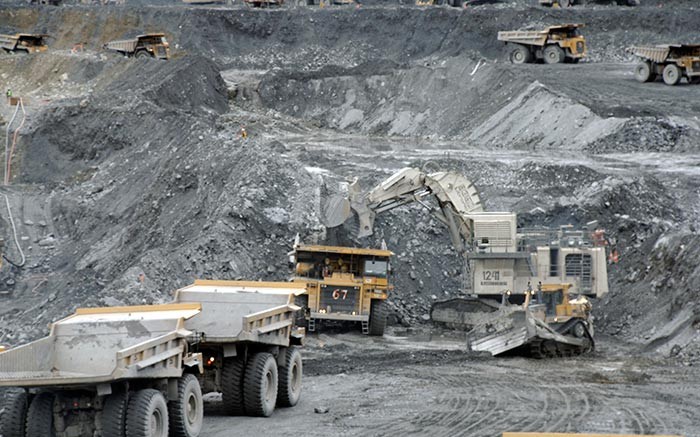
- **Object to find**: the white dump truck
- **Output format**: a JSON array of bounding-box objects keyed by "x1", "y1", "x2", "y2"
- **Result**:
[{"x1": 0, "y1": 280, "x2": 305, "y2": 437}]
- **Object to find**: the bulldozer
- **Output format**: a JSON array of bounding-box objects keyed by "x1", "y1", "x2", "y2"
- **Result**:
[
  {"x1": 327, "y1": 167, "x2": 610, "y2": 357},
  {"x1": 468, "y1": 283, "x2": 594, "y2": 358},
  {"x1": 290, "y1": 242, "x2": 392, "y2": 335}
]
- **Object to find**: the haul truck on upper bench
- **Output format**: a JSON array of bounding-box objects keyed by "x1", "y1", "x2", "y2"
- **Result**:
[
  {"x1": 290, "y1": 243, "x2": 393, "y2": 336},
  {"x1": 498, "y1": 24, "x2": 586, "y2": 64},
  {"x1": 0, "y1": 33, "x2": 49, "y2": 54},
  {"x1": 0, "y1": 280, "x2": 305, "y2": 437}
]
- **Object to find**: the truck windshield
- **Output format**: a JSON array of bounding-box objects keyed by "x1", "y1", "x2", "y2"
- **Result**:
[{"x1": 363, "y1": 260, "x2": 388, "y2": 278}]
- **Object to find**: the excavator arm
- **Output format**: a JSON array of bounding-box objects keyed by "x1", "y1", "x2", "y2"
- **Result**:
[{"x1": 344, "y1": 168, "x2": 484, "y2": 256}]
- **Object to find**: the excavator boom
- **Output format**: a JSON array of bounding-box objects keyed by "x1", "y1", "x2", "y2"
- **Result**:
[{"x1": 347, "y1": 167, "x2": 483, "y2": 241}]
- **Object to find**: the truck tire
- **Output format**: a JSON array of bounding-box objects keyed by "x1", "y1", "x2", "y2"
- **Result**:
[
  {"x1": 510, "y1": 44, "x2": 532, "y2": 64},
  {"x1": 221, "y1": 357, "x2": 246, "y2": 415},
  {"x1": 0, "y1": 389, "x2": 28, "y2": 437},
  {"x1": 543, "y1": 45, "x2": 565, "y2": 64},
  {"x1": 103, "y1": 392, "x2": 128, "y2": 437},
  {"x1": 276, "y1": 347, "x2": 302, "y2": 408},
  {"x1": 169, "y1": 374, "x2": 203, "y2": 437},
  {"x1": 662, "y1": 64, "x2": 682, "y2": 86},
  {"x1": 368, "y1": 299, "x2": 387, "y2": 336},
  {"x1": 135, "y1": 50, "x2": 151, "y2": 59},
  {"x1": 126, "y1": 389, "x2": 169, "y2": 437},
  {"x1": 634, "y1": 61, "x2": 654, "y2": 83},
  {"x1": 243, "y1": 352, "x2": 278, "y2": 417},
  {"x1": 26, "y1": 392, "x2": 55, "y2": 437}
]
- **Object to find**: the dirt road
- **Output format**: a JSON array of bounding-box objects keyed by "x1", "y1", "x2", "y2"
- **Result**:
[{"x1": 201, "y1": 330, "x2": 700, "y2": 436}]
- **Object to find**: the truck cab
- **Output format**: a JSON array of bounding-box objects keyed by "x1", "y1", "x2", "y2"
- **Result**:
[{"x1": 291, "y1": 244, "x2": 393, "y2": 335}]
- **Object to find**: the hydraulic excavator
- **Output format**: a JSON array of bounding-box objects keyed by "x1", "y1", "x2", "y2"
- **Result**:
[{"x1": 328, "y1": 167, "x2": 610, "y2": 357}]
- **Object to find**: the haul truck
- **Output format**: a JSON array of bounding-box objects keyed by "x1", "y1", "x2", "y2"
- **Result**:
[
  {"x1": 291, "y1": 244, "x2": 393, "y2": 336},
  {"x1": 498, "y1": 24, "x2": 586, "y2": 64},
  {"x1": 103, "y1": 34, "x2": 170, "y2": 60},
  {"x1": 630, "y1": 44, "x2": 700, "y2": 86},
  {"x1": 0, "y1": 280, "x2": 305, "y2": 437},
  {"x1": 0, "y1": 33, "x2": 49, "y2": 54}
]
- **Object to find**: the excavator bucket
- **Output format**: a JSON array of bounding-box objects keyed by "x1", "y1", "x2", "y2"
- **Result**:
[{"x1": 322, "y1": 194, "x2": 352, "y2": 228}]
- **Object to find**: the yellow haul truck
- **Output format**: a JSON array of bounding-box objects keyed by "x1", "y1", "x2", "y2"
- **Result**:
[
  {"x1": 498, "y1": 24, "x2": 586, "y2": 64},
  {"x1": 291, "y1": 244, "x2": 393, "y2": 336},
  {"x1": 0, "y1": 33, "x2": 49, "y2": 54}
]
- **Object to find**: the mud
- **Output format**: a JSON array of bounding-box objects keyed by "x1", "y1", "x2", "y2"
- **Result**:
[{"x1": 0, "y1": 1, "x2": 699, "y2": 435}]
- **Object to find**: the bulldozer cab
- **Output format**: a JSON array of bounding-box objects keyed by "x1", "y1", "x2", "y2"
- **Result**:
[
  {"x1": 540, "y1": 287, "x2": 564, "y2": 317},
  {"x1": 526, "y1": 283, "x2": 590, "y2": 323}
]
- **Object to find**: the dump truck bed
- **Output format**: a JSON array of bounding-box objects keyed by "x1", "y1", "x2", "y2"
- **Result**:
[
  {"x1": 0, "y1": 304, "x2": 201, "y2": 388},
  {"x1": 498, "y1": 30, "x2": 549, "y2": 46},
  {"x1": 104, "y1": 34, "x2": 166, "y2": 53},
  {"x1": 104, "y1": 38, "x2": 138, "y2": 53},
  {"x1": 498, "y1": 24, "x2": 583, "y2": 47},
  {"x1": 630, "y1": 44, "x2": 700, "y2": 63},
  {"x1": 174, "y1": 280, "x2": 305, "y2": 347},
  {"x1": 0, "y1": 34, "x2": 19, "y2": 50}
]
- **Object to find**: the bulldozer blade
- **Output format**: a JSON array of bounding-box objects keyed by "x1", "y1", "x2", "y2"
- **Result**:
[{"x1": 430, "y1": 297, "x2": 501, "y2": 329}]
